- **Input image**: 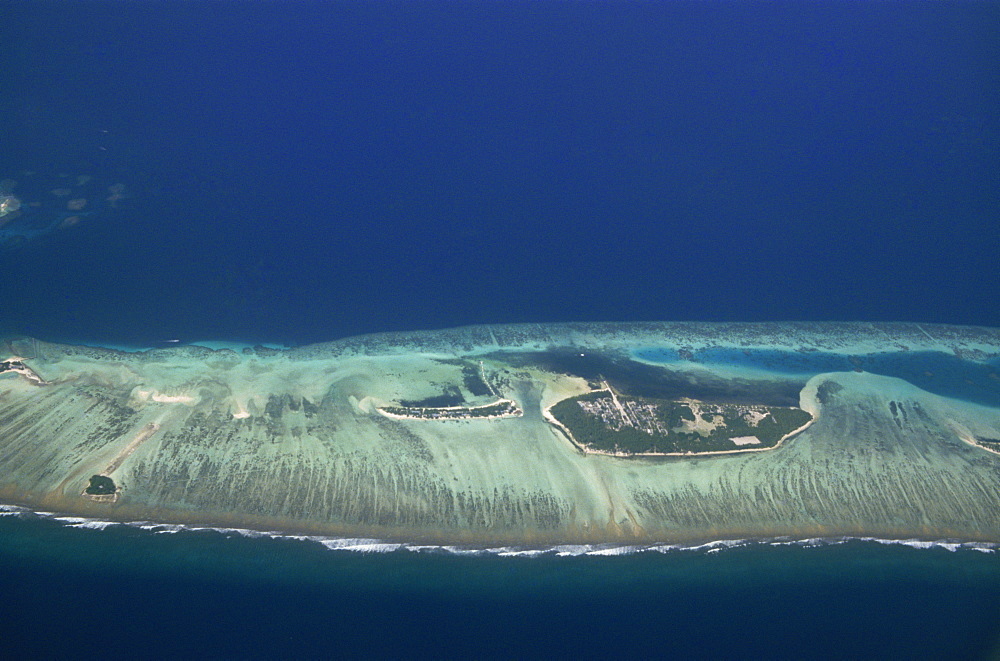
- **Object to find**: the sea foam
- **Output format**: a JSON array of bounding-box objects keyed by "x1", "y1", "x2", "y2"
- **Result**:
[{"x1": 3, "y1": 505, "x2": 996, "y2": 556}]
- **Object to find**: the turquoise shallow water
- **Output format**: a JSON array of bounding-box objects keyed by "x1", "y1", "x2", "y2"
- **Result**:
[
  {"x1": 2, "y1": 510, "x2": 999, "y2": 659},
  {"x1": 633, "y1": 348, "x2": 1000, "y2": 407}
]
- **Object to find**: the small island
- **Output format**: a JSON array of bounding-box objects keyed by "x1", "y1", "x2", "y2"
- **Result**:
[
  {"x1": 378, "y1": 398, "x2": 522, "y2": 420},
  {"x1": 977, "y1": 437, "x2": 1000, "y2": 451},
  {"x1": 83, "y1": 474, "x2": 119, "y2": 503},
  {"x1": 549, "y1": 383, "x2": 813, "y2": 456},
  {"x1": 0, "y1": 359, "x2": 25, "y2": 373},
  {"x1": 0, "y1": 358, "x2": 45, "y2": 384}
]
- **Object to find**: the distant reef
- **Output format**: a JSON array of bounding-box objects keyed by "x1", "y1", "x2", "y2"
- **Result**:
[{"x1": 1, "y1": 321, "x2": 999, "y2": 545}]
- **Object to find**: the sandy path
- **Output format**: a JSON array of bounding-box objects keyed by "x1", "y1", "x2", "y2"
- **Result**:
[{"x1": 104, "y1": 423, "x2": 161, "y2": 475}]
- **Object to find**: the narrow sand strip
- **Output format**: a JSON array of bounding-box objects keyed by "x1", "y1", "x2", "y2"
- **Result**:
[{"x1": 104, "y1": 423, "x2": 161, "y2": 475}]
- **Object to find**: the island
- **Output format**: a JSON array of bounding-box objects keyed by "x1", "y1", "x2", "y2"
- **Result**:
[
  {"x1": 378, "y1": 399, "x2": 522, "y2": 421},
  {"x1": 549, "y1": 383, "x2": 813, "y2": 455},
  {"x1": 83, "y1": 474, "x2": 118, "y2": 503},
  {"x1": 0, "y1": 358, "x2": 44, "y2": 383},
  {"x1": 1, "y1": 321, "x2": 999, "y2": 546}
]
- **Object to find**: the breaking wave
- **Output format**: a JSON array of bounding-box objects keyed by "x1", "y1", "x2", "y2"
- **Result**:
[{"x1": 1, "y1": 503, "x2": 996, "y2": 556}]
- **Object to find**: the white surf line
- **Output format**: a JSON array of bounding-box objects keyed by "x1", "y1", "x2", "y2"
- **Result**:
[{"x1": 15, "y1": 509, "x2": 999, "y2": 555}]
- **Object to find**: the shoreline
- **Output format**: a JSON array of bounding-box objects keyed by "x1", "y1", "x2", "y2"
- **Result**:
[
  {"x1": 955, "y1": 429, "x2": 1000, "y2": 457},
  {"x1": 2, "y1": 323, "x2": 998, "y2": 549},
  {"x1": 540, "y1": 385, "x2": 818, "y2": 459},
  {"x1": 3, "y1": 496, "x2": 999, "y2": 549},
  {"x1": 0, "y1": 356, "x2": 46, "y2": 384}
]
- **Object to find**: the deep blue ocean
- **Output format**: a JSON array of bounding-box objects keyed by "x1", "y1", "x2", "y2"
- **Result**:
[
  {"x1": 2, "y1": 1, "x2": 999, "y2": 658},
  {"x1": 2, "y1": 509, "x2": 1000, "y2": 660}
]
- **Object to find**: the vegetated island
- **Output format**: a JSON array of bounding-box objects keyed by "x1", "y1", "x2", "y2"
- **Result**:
[
  {"x1": 978, "y1": 437, "x2": 1000, "y2": 451},
  {"x1": 83, "y1": 474, "x2": 118, "y2": 503},
  {"x1": 378, "y1": 399, "x2": 522, "y2": 420},
  {"x1": 548, "y1": 382, "x2": 813, "y2": 456}
]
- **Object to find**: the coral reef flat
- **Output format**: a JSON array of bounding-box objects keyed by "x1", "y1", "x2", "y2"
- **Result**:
[{"x1": 1, "y1": 322, "x2": 999, "y2": 545}]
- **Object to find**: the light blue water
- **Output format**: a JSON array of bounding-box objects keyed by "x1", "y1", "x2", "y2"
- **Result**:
[{"x1": 634, "y1": 348, "x2": 1000, "y2": 407}]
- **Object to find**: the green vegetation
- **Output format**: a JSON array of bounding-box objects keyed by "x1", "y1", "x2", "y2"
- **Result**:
[
  {"x1": 380, "y1": 399, "x2": 520, "y2": 420},
  {"x1": 466, "y1": 400, "x2": 519, "y2": 417},
  {"x1": 0, "y1": 360, "x2": 24, "y2": 374},
  {"x1": 975, "y1": 437, "x2": 1000, "y2": 452},
  {"x1": 84, "y1": 474, "x2": 116, "y2": 495},
  {"x1": 550, "y1": 392, "x2": 812, "y2": 455}
]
